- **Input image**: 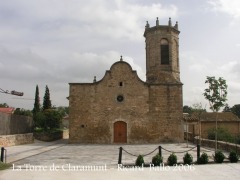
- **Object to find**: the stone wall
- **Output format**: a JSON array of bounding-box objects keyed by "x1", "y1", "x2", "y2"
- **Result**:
[
  {"x1": 69, "y1": 61, "x2": 183, "y2": 144},
  {"x1": 187, "y1": 120, "x2": 240, "y2": 139},
  {"x1": 0, "y1": 133, "x2": 34, "y2": 147},
  {"x1": 194, "y1": 138, "x2": 240, "y2": 154},
  {"x1": 0, "y1": 112, "x2": 11, "y2": 135},
  {"x1": 201, "y1": 121, "x2": 240, "y2": 138},
  {"x1": 0, "y1": 112, "x2": 33, "y2": 135}
]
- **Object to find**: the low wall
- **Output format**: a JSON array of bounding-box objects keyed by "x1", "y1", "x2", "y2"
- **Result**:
[
  {"x1": 0, "y1": 133, "x2": 34, "y2": 147},
  {"x1": 34, "y1": 131, "x2": 63, "y2": 142},
  {"x1": 194, "y1": 137, "x2": 240, "y2": 154}
]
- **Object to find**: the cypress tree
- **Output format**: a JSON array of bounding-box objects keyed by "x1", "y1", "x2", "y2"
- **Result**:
[
  {"x1": 33, "y1": 85, "x2": 40, "y2": 114},
  {"x1": 43, "y1": 85, "x2": 52, "y2": 110}
]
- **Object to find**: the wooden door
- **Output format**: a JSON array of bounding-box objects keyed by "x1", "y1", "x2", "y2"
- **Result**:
[{"x1": 114, "y1": 121, "x2": 127, "y2": 143}]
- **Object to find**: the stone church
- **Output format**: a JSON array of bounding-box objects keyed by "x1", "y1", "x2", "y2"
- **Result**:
[{"x1": 68, "y1": 18, "x2": 184, "y2": 144}]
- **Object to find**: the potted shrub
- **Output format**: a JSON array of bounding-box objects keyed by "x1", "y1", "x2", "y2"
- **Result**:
[
  {"x1": 135, "y1": 155, "x2": 144, "y2": 166},
  {"x1": 229, "y1": 151, "x2": 239, "y2": 163},
  {"x1": 152, "y1": 154, "x2": 163, "y2": 166},
  {"x1": 197, "y1": 152, "x2": 209, "y2": 164},
  {"x1": 183, "y1": 152, "x2": 193, "y2": 165},
  {"x1": 167, "y1": 153, "x2": 177, "y2": 166},
  {"x1": 214, "y1": 151, "x2": 225, "y2": 163}
]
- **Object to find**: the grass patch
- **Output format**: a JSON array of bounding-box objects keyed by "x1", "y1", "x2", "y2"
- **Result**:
[
  {"x1": 34, "y1": 127, "x2": 63, "y2": 133},
  {"x1": 0, "y1": 162, "x2": 12, "y2": 170}
]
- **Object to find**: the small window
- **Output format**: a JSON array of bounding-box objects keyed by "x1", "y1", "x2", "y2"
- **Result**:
[
  {"x1": 119, "y1": 82, "x2": 123, "y2": 86},
  {"x1": 161, "y1": 39, "x2": 169, "y2": 65}
]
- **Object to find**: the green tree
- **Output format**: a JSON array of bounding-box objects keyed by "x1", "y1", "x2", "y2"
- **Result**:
[
  {"x1": 183, "y1": 105, "x2": 192, "y2": 114},
  {"x1": 33, "y1": 85, "x2": 40, "y2": 113},
  {"x1": 231, "y1": 104, "x2": 240, "y2": 118},
  {"x1": 222, "y1": 103, "x2": 231, "y2": 112},
  {"x1": 54, "y1": 106, "x2": 69, "y2": 117},
  {"x1": 14, "y1": 108, "x2": 33, "y2": 117},
  {"x1": 43, "y1": 85, "x2": 51, "y2": 110},
  {"x1": 203, "y1": 76, "x2": 228, "y2": 112},
  {"x1": 203, "y1": 76, "x2": 228, "y2": 150},
  {"x1": 0, "y1": 103, "x2": 9, "y2": 107},
  {"x1": 34, "y1": 110, "x2": 61, "y2": 130},
  {"x1": 44, "y1": 109, "x2": 61, "y2": 129}
]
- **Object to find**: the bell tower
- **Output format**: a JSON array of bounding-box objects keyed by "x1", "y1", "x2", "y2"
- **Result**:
[{"x1": 144, "y1": 17, "x2": 181, "y2": 84}]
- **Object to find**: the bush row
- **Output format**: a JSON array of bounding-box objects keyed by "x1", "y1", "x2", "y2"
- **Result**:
[{"x1": 134, "y1": 151, "x2": 239, "y2": 166}]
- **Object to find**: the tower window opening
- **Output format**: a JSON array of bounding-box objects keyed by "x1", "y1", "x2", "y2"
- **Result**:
[
  {"x1": 119, "y1": 82, "x2": 123, "y2": 86},
  {"x1": 161, "y1": 39, "x2": 169, "y2": 65}
]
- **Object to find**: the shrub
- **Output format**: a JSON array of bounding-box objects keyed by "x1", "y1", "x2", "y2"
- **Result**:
[
  {"x1": 152, "y1": 154, "x2": 163, "y2": 166},
  {"x1": 228, "y1": 151, "x2": 239, "y2": 163},
  {"x1": 207, "y1": 128, "x2": 234, "y2": 143},
  {"x1": 135, "y1": 155, "x2": 144, "y2": 166},
  {"x1": 167, "y1": 153, "x2": 177, "y2": 166},
  {"x1": 214, "y1": 151, "x2": 225, "y2": 163},
  {"x1": 183, "y1": 152, "x2": 193, "y2": 165},
  {"x1": 34, "y1": 110, "x2": 61, "y2": 130},
  {"x1": 197, "y1": 153, "x2": 209, "y2": 164}
]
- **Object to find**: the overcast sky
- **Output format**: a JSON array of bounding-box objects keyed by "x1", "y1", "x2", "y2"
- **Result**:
[{"x1": 0, "y1": 0, "x2": 239, "y2": 110}]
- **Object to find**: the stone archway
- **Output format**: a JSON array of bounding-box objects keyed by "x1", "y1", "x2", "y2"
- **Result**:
[{"x1": 114, "y1": 121, "x2": 127, "y2": 143}]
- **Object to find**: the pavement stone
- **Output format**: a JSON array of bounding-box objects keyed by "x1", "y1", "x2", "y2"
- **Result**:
[{"x1": 0, "y1": 139, "x2": 239, "y2": 180}]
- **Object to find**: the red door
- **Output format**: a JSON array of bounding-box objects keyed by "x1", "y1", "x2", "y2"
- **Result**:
[{"x1": 114, "y1": 121, "x2": 127, "y2": 143}]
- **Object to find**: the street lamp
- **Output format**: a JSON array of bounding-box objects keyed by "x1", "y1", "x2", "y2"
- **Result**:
[{"x1": 0, "y1": 88, "x2": 24, "y2": 96}]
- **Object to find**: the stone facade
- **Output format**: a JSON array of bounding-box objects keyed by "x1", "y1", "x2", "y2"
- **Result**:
[
  {"x1": 68, "y1": 18, "x2": 184, "y2": 144},
  {"x1": 0, "y1": 133, "x2": 34, "y2": 147}
]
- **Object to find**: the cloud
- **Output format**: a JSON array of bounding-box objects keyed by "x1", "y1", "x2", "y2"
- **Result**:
[
  {"x1": 208, "y1": 0, "x2": 240, "y2": 19},
  {"x1": 0, "y1": 0, "x2": 179, "y2": 109},
  {"x1": 181, "y1": 50, "x2": 240, "y2": 108},
  {"x1": 0, "y1": 46, "x2": 145, "y2": 108},
  {"x1": 0, "y1": 0, "x2": 179, "y2": 43}
]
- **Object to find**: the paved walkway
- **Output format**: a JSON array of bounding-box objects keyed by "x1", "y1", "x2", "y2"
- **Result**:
[{"x1": 0, "y1": 139, "x2": 240, "y2": 180}]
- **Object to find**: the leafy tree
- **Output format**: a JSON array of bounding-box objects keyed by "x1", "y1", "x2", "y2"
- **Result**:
[
  {"x1": 192, "y1": 103, "x2": 207, "y2": 113},
  {"x1": 54, "y1": 106, "x2": 69, "y2": 117},
  {"x1": 14, "y1": 108, "x2": 33, "y2": 117},
  {"x1": 43, "y1": 85, "x2": 51, "y2": 110},
  {"x1": 34, "y1": 110, "x2": 61, "y2": 130},
  {"x1": 34, "y1": 112, "x2": 46, "y2": 130},
  {"x1": 183, "y1": 105, "x2": 192, "y2": 114},
  {"x1": 203, "y1": 76, "x2": 228, "y2": 150},
  {"x1": 33, "y1": 85, "x2": 40, "y2": 114},
  {"x1": 203, "y1": 76, "x2": 227, "y2": 112},
  {"x1": 231, "y1": 104, "x2": 240, "y2": 118},
  {"x1": 222, "y1": 103, "x2": 231, "y2": 112},
  {"x1": 0, "y1": 103, "x2": 9, "y2": 108},
  {"x1": 43, "y1": 109, "x2": 61, "y2": 130}
]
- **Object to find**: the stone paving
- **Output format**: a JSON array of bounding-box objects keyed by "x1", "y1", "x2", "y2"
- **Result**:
[
  {"x1": 1, "y1": 139, "x2": 240, "y2": 180},
  {"x1": 6, "y1": 139, "x2": 221, "y2": 168}
]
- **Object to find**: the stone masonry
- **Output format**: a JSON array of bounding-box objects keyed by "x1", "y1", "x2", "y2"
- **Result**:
[{"x1": 68, "y1": 18, "x2": 184, "y2": 144}]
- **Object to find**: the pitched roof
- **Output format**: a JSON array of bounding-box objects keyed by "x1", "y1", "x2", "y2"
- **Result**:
[
  {"x1": 183, "y1": 112, "x2": 240, "y2": 122},
  {"x1": 201, "y1": 112, "x2": 239, "y2": 121},
  {"x1": 0, "y1": 108, "x2": 15, "y2": 114}
]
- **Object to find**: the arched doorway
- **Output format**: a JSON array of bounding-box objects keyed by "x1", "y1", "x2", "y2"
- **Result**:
[{"x1": 114, "y1": 121, "x2": 127, "y2": 143}]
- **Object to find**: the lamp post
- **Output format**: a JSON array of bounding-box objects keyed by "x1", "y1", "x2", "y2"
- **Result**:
[{"x1": 0, "y1": 88, "x2": 24, "y2": 96}]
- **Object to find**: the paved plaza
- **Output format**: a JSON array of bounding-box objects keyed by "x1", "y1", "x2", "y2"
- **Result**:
[{"x1": 0, "y1": 139, "x2": 240, "y2": 180}]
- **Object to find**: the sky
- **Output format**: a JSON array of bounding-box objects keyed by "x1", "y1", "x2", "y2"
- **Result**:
[{"x1": 0, "y1": 0, "x2": 239, "y2": 110}]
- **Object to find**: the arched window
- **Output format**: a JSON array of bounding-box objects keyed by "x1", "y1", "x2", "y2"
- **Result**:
[{"x1": 161, "y1": 39, "x2": 169, "y2": 64}]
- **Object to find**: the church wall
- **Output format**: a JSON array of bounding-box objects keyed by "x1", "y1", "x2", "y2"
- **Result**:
[
  {"x1": 146, "y1": 84, "x2": 183, "y2": 143},
  {"x1": 69, "y1": 18, "x2": 184, "y2": 144},
  {"x1": 69, "y1": 62, "x2": 150, "y2": 143}
]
